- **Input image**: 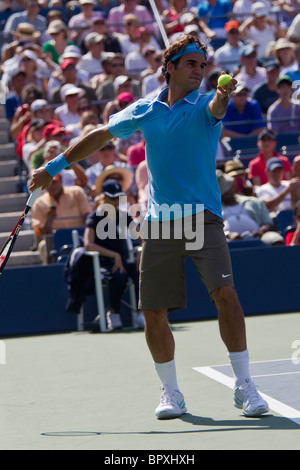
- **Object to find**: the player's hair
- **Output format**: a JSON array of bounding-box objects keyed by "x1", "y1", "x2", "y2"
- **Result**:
[{"x1": 161, "y1": 35, "x2": 207, "y2": 85}]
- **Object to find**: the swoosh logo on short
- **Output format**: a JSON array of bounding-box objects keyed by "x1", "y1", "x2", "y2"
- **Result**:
[{"x1": 222, "y1": 273, "x2": 232, "y2": 278}]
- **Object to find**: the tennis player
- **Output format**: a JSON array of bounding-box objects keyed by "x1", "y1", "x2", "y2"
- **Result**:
[{"x1": 30, "y1": 35, "x2": 269, "y2": 419}]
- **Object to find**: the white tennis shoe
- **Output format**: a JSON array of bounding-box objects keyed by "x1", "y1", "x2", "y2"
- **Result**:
[
  {"x1": 155, "y1": 387, "x2": 187, "y2": 419},
  {"x1": 234, "y1": 380, "x2": 269, "y2": 416}
]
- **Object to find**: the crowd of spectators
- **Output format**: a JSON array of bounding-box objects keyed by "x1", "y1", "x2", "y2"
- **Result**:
[{"x1": 1, "y1": 0, "x2": 300, "y2": 257}]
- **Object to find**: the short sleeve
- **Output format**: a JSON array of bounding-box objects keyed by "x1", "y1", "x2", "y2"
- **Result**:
[{"x1": 108, "y1": 100, "x2": 143, "y2": 140}]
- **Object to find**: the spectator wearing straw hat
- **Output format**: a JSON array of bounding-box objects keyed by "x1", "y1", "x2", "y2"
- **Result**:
[
  {"x1": 224, "y1": 159, "x2": 254, "y2": 196},
  {"x1": 10, "y1": 22, "x2": 41, "y2": 43},
  {"x1": 284, "y1": 44, "x2": 300, "y2": 81},
  {"x1": 272, "y1": 37, "x2": 296, "y2": 74},
  {"x1": 42, "y1": 19, "x2": 75, "y2": 65}
]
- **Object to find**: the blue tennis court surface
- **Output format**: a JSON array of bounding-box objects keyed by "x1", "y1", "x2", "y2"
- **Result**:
[{"x1": 194, "y1": 359, "x2": 300, "y2": 426}]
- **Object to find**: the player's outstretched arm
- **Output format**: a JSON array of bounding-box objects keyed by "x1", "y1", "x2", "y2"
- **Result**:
[{"x1": 29, "y1": 125, "x2": 113, "y2": 191}]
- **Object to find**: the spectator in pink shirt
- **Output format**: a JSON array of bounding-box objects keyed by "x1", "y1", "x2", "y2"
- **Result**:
[
  {"x1": 127, "y1": 138, "x2": 145, "y2": 167},
  {"x1": 107, "y1": 0, "x2": 155, "y2": 35}
]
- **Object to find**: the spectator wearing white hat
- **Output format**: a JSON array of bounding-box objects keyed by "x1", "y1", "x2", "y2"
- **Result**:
[
  {"x1": 68, "y1": 0, "x2": 97, "y2": 43},
  {"x1": 19, "y1": 49, "x2": 48, "y2": 98},
  {"x1": 233, "y1": 0, "x2": 271, "y2": 22},
  {"x1": 239, "y1": 2, "x2": 280, "y2": 58},
  {"x1": 54, "y1": 84, "x2": 84, "y2": 130},
  {"x1": 80, "y1": 32, "x2": 105, "y2": 79}
]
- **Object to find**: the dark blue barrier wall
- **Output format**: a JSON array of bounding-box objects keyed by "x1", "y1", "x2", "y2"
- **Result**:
[{"x1": 0, "y1": 245, "x2": 299, "y2": 336}]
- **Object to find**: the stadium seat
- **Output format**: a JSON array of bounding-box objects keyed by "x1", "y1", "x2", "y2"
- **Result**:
[
  {"x1": 71, "y1": 230, "x2": 139, "y2": 332},
  {"x1": 210, "y1": 38, "x2": 227, "y2": 50},
  {"x1": 228, "y1": 238, "x2": 265, "y2": 249},
  {"x1": 226, "y1": 136, "x2": 258, "y2": 153},
  {"x1": 275, "y1": 209, "x2": 294, "y2": 233},
  {"x1": 52, "y1": 227, "x2": 85, "y2": 262},
  {"x1": 276, "y1": 133, "x2": 299, "y2": 150}
]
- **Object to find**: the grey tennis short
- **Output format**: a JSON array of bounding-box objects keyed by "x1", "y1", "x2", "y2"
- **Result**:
[{"x1": 138, "y1": 210, "x2": 234, "y2": 312}]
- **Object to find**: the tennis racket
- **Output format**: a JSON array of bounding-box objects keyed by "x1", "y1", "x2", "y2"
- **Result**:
[{"x1": 0, "y1": 188, "x2": 41, "y2": 274}]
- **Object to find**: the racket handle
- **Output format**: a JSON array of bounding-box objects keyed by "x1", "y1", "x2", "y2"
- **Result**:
[{"x1": 26, "y1": 187, "x2": 42, "y2": 208}]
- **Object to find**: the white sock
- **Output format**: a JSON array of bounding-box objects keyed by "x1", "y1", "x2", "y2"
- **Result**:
[
  {"x1": 154, "y1": 359, "x2": 180, "y2": 391},
  {"x1": 228, "y1": 349, "x2": 251, "y2": 387}
]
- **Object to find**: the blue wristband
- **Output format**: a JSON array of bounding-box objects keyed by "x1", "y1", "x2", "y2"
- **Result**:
[{"x1": 45, "y1": 153, "x2": 70, "y2": 177}]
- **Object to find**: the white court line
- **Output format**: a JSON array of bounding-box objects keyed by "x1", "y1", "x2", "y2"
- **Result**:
[
  {"x1": 193, "y1": 366, "x2": 300, "y2": 427},
  {"x1": 252, "y1": 372, "x2": 300, "y2": 378}
]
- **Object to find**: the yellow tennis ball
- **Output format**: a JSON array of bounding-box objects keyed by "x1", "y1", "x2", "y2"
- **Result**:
[{"x1": 218, "y1": 74, "x2": 232, "y2": 88}]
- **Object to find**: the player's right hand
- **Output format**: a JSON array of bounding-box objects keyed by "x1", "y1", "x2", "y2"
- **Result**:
[{"x1": 29, "y1": 167, "x2": 53, "y2": 192}]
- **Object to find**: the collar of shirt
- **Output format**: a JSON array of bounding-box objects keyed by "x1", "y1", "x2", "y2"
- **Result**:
[{"x1": 156, "y1": 87, "x2": 201, "y2": 107}]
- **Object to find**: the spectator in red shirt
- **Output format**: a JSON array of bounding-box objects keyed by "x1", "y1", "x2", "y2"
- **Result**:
[
  {"x1": 285, "y1": 201, "x2": 300, "y2": 246},
  {"x1": 248, "y1": 129, "x2": 292, "y2": 186},
  {"x1": 127, "y1": 138, "x2": 145, "y2": 167}
]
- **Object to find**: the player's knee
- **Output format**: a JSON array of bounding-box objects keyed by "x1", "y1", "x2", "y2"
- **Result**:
[
  {"x1": 212, "y1": 285, "x2": 241, "y2": 310},
  {"x1": 143, "y1": 309, "x2": 168, "y2": 326}
]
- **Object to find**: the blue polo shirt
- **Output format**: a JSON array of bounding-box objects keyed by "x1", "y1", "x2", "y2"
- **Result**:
[
  {"x1": 108, "y1": 88, "x2": 222, "y2": 220},
  {"x1": 196, "y1": 0, "x2": 232, "y2": 29},
  {"x1": 222, "y1": 98, "x2": 264, "y2": 135}
]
